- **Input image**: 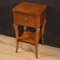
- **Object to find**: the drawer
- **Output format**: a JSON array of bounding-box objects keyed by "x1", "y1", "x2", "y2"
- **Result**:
[{"x1": 14, "y1": 13, "x2": 36, "y2": 28}]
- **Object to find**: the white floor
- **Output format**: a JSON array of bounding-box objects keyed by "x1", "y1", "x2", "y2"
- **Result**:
[{"x1": 0, "y1": 35, "x2": 60, "y2": 60}]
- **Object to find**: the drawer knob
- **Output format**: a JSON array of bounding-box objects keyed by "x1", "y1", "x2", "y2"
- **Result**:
[{"x1": 24, "y1": 17, "x2": 28, "y2": 22}]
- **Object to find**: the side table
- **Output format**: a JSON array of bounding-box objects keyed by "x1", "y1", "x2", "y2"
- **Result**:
[{"x1": 13, "y1": 2, "x2": 47, "y2": 58}]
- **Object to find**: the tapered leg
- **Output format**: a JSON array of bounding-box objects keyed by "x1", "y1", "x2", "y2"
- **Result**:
[
  {"x1": 16, "y1": 40, "x2": 19, "y2": 53},
  {"x1": 41, "y1": 35, "x2": 44, "y2": 45},
  {"x1": 41, "y1": 20, "x2": 46, "y2": 45},
  {"x1": 13, "y1": 23, "x2": 19, "y2": 53},
  {"x1": 35, "y1": 42, "x2": 38, "y2": 58},
  {"x1": 35, "y1": 28, "x2": 40, "y2": 58}
]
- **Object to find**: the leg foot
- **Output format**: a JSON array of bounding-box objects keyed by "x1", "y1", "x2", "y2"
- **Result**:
[{"x1": 16, "y1": 40, "x2": 19, "y2": 53}]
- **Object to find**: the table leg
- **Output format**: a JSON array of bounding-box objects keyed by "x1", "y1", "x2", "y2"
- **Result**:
[
  {"x1": 13, "y1": 23, "x2": 19, "y2": 53},
  {"x1": 35, "y1": 28, "x2": 40, "y2": 58}
]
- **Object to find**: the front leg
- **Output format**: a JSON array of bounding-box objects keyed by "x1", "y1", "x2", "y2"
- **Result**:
[
  {"x1": 13, "y1": 23, "x2": 19, "y2": 53},
  {"x1": 35, "y1": 28, "x2": 40, "y2": 58}
]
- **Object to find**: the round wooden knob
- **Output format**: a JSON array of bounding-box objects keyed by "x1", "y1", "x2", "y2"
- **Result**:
[{"x1": 25, "y1": 17, "x2": 28, "y2": 22}]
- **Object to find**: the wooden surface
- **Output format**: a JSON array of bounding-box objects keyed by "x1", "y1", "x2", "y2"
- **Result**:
[
  {"x1": 13, "y1": 2, "x2": 47, "y2": 28},
  {"x1": 13, "y1": 2, "x2": 47, "y2": 58},
  {"x1": 13, "y1": 2, "x2": 47, "y2": 15}
]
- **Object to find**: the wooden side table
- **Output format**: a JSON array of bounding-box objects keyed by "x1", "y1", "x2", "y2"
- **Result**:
[{"x1": 13, "y1": 2, "x2": 47, "y2": 58}]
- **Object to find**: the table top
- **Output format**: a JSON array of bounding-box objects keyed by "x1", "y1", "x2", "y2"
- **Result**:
[{"x1": 13, "y1": 2, "x2": 47, "y2": 15}]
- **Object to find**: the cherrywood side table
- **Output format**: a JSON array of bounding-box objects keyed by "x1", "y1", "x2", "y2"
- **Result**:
[{"x1": 13, "y1": 2, "x2": 47, "y2": 58}]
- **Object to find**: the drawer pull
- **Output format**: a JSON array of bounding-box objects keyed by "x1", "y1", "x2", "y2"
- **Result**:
[{"x1": 24, "y1": 17, "x2": 28, "y2": 22}]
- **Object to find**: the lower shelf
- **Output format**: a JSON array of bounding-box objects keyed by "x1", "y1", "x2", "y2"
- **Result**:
[{"x1": 18, "y1": 31, "x2": 36, "y2": 45}]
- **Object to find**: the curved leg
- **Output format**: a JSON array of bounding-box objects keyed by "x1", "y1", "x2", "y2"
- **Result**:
[
  {"x1": 13, "y1": 23, "x2": 19, "y2": 53},
  {"x1": 41, "y1": 35, "x2": 44, "y2": 45},
  {"x1": 16, "y1": 40, "x2": 19, "y2": 53},
  {"x1": 41, "y1": 20, "x2": 46, "y2": 45},
  {"x1": 35, "y1": 28, "x2": 40, "y2": 58}
]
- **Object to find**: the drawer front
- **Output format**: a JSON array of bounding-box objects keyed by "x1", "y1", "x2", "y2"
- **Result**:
[{"x1": 14, "y1": 13, "x2": 36, "y2": 28}]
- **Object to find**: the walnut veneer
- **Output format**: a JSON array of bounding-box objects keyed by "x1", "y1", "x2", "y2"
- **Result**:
[{"x1": 13, "y1": 2, "x2": 47, "y2": 58}]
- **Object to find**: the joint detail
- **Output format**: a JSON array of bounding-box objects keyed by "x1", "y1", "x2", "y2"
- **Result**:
[{"x1": 37, "y1": 28, "x2": 40, "y2": 31}]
